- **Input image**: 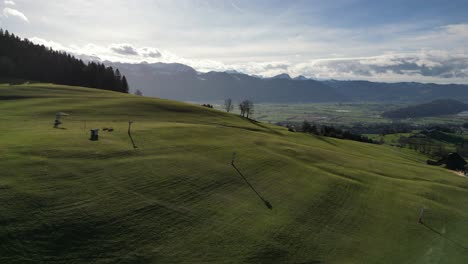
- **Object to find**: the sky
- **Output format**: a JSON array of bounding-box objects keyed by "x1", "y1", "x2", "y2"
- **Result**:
[{"x1": 1, "y1": 0, "x2": 468, "y2": 83}]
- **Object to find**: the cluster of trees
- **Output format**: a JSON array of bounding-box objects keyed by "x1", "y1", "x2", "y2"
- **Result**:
[
  {"x1": 300, "y1": 121, "x2": 376, "y2": 144},
  {"x1": 456, "y1": 142, "x2": 468, "y2": 157},
  {"x1": 0, "y1": 29, "x2": 129, "y2": 93},
  {"x1": 421, "y1": 129, "x2": 464, "y2": 144},
  {"x1": 398, "y1": 136, "x2": 448, "y2": 158},
  {"x1": 396, "y1": 126, "x2": 468, "y2": 158},
  {"x1": 202, "y1": 104, "x2": 214, "y2": 108},
  {"x1": 223, "y1": 98, "x2": 254, "y2": 119},
  {"x1": 347, "y1": 122, "x2": 414, "y2": 135},
  {"x1": 239, "y1": 100, "x2": 254, "y2": 118}
]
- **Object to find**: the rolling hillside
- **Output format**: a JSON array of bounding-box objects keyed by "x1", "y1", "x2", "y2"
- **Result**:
[{"x1": 1, "y1": 83, "x2": 468, "y2": 263}]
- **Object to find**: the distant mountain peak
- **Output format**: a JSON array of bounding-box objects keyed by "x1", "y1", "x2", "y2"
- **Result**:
[
  {"x1": 148, "y1": 62, "x2": 196, "y2": 73},
  {"x1": 103, "y1": 61, "x2": 468, "y2": 103},
  {"x1": 271, "y1": 73, "x2": 292, "y2": 79},
  {"x1": 294, "y1": 75, "x2": 309, "y2": 81},
  {"x1": 224, "y1": 69, "x2": 243, "y2": 74}
]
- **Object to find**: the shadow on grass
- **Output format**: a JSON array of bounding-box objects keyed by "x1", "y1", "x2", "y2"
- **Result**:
[
  {"x1": 231, "y1": 162, "x2": 272, "y2": 210},
  {"x1": 0, "y1": 95, "x2": 33, "y2": 100},
  {"x1": 128, "y1": 132, "x2": 138, "y2": 149},
  {"x1": 314, "y1": 135, "x2": 337, "y2": 146},
  {"x1": 128, "y1": 122, "x2": 138, "y2": 149},
  {"x1": 247, "y1": 118, "x2": 283, "y2": 136},
  {"x1": 422, "y1": 223, "x2": 468, "y2": 250}
]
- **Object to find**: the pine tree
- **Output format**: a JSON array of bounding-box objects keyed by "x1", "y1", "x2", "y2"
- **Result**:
[
  {"x1": 122, "y1": 76, "x2": 129, "y2": 93},
  {"x1": 0, "y1": 28, "x2": 129, "y2": 93}
]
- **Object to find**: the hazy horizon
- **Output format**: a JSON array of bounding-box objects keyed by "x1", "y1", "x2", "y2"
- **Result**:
[{"x1": 1, "y1": 0, "x2": 468, "y2": 84}]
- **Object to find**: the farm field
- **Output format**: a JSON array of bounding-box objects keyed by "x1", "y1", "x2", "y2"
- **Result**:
[
  {"x1": 1, "y1": 83, "x2": 468, "y2": 263},
  {"x1": 235, "y1": 103, "x2": 468, "y2": 125}
]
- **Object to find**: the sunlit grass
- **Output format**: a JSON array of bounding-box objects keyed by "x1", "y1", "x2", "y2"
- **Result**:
[{"x1": 1, "y1": 83, "x2": 468, "y2": 263}]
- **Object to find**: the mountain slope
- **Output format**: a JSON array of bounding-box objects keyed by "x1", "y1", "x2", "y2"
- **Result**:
[
  {"x1": 109, "y1": 62, "x2": 345, "y2": 102},
  {"x1": 109, "y1": 62, "x2": 468, "y2": 103},
  {"x1": 1, "y1": 83, "x2": 468, "y2": 263}
]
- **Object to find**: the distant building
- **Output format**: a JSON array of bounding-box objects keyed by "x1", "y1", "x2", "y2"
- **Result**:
[
  {"x1": 428, "y1": 153, "x2": 467, "y2": 171},
  {"x1": 444, "y1": 153, "x2": 467, "y2": 171}
]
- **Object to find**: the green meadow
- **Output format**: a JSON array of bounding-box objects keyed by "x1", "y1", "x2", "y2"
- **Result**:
[{"x1": 1, "y1": 83, "x2": 468, "y2": 263}]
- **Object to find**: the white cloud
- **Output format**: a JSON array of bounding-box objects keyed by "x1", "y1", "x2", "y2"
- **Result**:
[
  {"x1": 108, "y1": 44, "x2": 162, "y2": 58},
  {"x1": 3, "y1": 7, "x2": 28, "y2": 22},
  {"x1": 110, "y1": 43, "x2": 139, "y2": 56},
  {"x1": 140, "y1": 47, "x2": 162, "y2": 58},
  {"x1": 288, "y1": 51, "x2": 468, "y2": 83},
  {"x1": 4, "y1": 0, "x2": 15, "y2": 6},
  {"x1": 26, "y1": 27, "x2": 468, "y2": 84},
  {"x1": 29, "y1": 37, "x2": 69, "y2": 51},
  {"x1": 2, "y1": 2, "x2": 467, "y2": 80},
  {"x1": 29, "y1": 37, "x2": 166, "y2": 63}
]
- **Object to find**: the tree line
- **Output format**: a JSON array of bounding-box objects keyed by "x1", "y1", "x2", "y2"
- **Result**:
[
  {"x1": 299, "y1": 121, "x2": 376, "y2": 144},
  {"x1": 398, "y1": 136, "x2": 449, "y2": 158},
  {"x1": 0, "y1": 28, "x2": 129, "y2": 93}
]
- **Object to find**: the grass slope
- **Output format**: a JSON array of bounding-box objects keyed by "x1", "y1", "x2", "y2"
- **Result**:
[{"x1": 1, "y1": 83, "x2": 468, "y2": 264}]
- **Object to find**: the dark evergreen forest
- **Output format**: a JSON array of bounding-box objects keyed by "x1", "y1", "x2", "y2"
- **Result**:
[{"x1": 0, "y1": 29, "x2": 129, "y2": 93}]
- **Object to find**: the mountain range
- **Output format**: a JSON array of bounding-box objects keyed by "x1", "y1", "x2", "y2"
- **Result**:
[{"x1": 108, "y1": 62, "x2": 468, "y2": 103}]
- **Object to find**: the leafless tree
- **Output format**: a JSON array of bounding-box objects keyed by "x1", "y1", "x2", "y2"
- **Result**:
[
  {"x1": 135, "y1": 89, "x2": 143, "y2": 96},
  {"x1": 239, "y1": 100, "x2": 254, "y2": 119},
  {"x1": 239, "y1": 101, "x2": 246, "y2": 117},
  {"x1": 224, "y1": 98, "x2": 234, "y2": 112},
  {"x1": 246, "y1": 100, "x2": 254, "y2": 119}
]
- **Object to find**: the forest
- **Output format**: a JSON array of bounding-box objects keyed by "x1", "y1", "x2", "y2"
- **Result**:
[{"x1": 0, "y1": 28, "x2": 128, "y2": 93}]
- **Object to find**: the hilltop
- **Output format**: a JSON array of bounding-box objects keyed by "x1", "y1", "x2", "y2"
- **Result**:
[{"x1": 1, "y1": 83, "x2": 468, "y2": 263}]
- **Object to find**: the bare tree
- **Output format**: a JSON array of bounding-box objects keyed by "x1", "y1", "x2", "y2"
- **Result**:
[
  {"x1": 239, "y1": 101, "x2": 246, "y2": 117},
  {"x1": 246, "y1": 100, "x2": 254, "y2": 119},
  {"x1": 135, "y1": 89, "x2": 143, "y2": 96},
  {"x1": 239, "y1": 100, "x2": 254, "y2": 119},
  {"x1": 224, "y1": 98, "x2": 234, "y2": 112}
]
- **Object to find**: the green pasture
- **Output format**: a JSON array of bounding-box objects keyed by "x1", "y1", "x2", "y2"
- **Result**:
[{"x1": 1, "y1": 83, "x2": 468, "y2": 263}]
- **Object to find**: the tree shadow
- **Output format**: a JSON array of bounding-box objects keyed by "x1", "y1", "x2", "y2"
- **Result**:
[
  {"x1": 314, "y1": 135, "x2": 337, "y2": 146},
  {"x1": 247, "y1": 118, "x2": 283, "y2": 136},
  {"x1": 422, "y1": 223, "x2": 468, "y2": 250},
  {"x1": 128, "y1": 122, "x2": 138, "y2": 149},
  {"x1": 128, "y1": 133, "x2": 138, "y2": 149},
  {"x1": 231, "y1": 163, "x2": 272, "y2": 210}
]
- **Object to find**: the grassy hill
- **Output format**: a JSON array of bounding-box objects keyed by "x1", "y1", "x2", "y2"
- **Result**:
[{"x1": 1, "y1": 83, "x2": 468, "y2": 263}]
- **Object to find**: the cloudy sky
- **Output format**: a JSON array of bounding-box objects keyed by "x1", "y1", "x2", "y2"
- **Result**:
[{"x1": 1, "y1": 0, "x2": 468, "y2": 83}]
